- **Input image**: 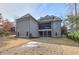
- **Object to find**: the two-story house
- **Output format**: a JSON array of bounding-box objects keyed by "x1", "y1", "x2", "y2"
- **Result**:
[{"x1": 16, "y1": 14, "x2": 62, "y2": 38}]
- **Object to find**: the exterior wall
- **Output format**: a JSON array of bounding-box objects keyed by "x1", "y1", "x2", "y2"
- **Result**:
[
  {"x1": 16, "y1": 18, "x2": 29, "y2": 37},
  {"x1": 29, "y1": 19, "x2": 39, "y2": 37},
  {"x1": 16, "y1": 17, "x2": 38, "y2": 37},
  {"x1": 51, "y1": 21, "x2": 61, "y2": 37}
]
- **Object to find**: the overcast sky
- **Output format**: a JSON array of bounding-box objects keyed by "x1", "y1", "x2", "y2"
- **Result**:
[{"x1": 0, "y1": 3, "x2": 69, "y2": 22}]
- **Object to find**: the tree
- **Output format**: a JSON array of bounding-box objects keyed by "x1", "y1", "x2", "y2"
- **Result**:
[
  {"x1": 67, "y1": 14, "x2": 79, "y2": 31},
  {"x1": 3, "y1": 19, "x2": 14, "y2": 31},
  {"x1": 66, "y1": 3, "x2": 79, "y2": 31}
]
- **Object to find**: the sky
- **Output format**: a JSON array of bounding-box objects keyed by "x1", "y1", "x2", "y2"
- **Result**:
[{"x1": 0, "y1": 3, "x2": 69, "y2": 22}]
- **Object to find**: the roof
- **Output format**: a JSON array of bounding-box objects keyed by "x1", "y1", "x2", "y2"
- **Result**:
[
  {"x1": 16, "y1": 14, "x2": 62, "y2": 24},
  {"x1": 16, "y1": 14, "x2": 38, "y2": 23},
  {"x1": 38, "y1": 15, "x2": 62, "y2": 23},
  {"x1": 22, "y1": 14, "x2": 32, "y2": 18},
  {"x1": 16, "y1": 14, "x2": 33, "y2": 19}
]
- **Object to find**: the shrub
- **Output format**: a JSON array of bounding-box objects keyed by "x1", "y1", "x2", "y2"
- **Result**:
[
  {"x1": 0, "y1": 32, "x2": 4, "y2": 37},
  {"x1": 0, "y1": 31, "x2": 10, "y2": 37},
  {"x1": 67, "y1": 31, "x2": 79, "y2": 43}
]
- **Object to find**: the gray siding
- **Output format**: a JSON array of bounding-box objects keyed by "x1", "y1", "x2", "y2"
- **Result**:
[
  {"x1": 29, "y1": 19, "x2": 38, "y2": 37},
  {"x1": 51, "y1": 21, "x2": 61, "y2": 37},
  {"x1": 16, "y1": 18, "x2": 38, "y2": 37}
]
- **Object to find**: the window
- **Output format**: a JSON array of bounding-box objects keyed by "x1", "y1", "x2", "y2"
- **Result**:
[
  {"x1": 26, "y1": 32, "x2": 28, "y2": 36},
  {"x1": 39, "y1": 22, "x2": 51, "y2": 29},
  {"x1": 17, "y1": 32, "x2": 19, "y2": 37}
]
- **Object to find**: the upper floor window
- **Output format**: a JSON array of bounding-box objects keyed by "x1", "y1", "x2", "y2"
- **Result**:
[{"x1": 39, "y1": 22, "x2": 51, "y2": 29}]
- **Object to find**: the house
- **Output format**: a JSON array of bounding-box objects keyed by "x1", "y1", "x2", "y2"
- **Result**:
[{"x1": 16, "y1": 14, "x2": 62, "y2": 38}]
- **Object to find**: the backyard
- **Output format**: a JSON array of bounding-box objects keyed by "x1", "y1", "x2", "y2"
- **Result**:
[{"x1": 0, "y1": 35, "x2": 79, "y2": 55}]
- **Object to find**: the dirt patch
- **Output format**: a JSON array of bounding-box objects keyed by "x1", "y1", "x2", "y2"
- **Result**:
[
  {"x1": 1, "y1": 43, "x2": 63, "y2": 55},
  {"x1": 29, "y1": 37, "x2": 79, "y2": 47},
  {"x1": 61, "y1": 45, "x2": 79, "y2": 55},
  {"x1": 0, "y1": 36, "x2": 30, "y2": 53},
  {"x1": 1, "y1": 42, "x2": 79, "y2": 55},
  {"x1": 0, "y1": 35, "x2": 79, "y2": 55}
]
